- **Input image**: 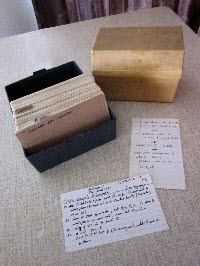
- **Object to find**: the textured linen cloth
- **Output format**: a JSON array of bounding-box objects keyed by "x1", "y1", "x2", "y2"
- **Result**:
[{"x1": 0, "y1": 7, "x2": 200, "y2": 266}]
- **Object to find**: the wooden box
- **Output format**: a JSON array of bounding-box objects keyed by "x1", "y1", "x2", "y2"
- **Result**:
[{"x1": 92, "y1": 27, "x2": 185, "y2": 102}]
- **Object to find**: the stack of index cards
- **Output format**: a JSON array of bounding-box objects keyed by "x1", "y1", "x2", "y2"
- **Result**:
[{"x1": 11, "y1": 74, "x2": 110, "y2": 154}]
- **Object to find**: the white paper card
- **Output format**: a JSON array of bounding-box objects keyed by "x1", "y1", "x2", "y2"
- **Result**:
[
  {"x1": 129, "y1": 118, "x2": 185, "y2": 190},
  {"x1": 61, "y1": 174, "x2": 168, "y2": 252}
]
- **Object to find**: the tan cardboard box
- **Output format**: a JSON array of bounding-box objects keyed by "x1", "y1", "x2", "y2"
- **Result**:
[{"x1": 92, "y1": 27, "x2": 185, "y2": 102}]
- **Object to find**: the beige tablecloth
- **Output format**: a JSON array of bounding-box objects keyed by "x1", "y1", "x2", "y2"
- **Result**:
[{"x1": 0, "y1": 7, "x2": 199, "y2": 266}]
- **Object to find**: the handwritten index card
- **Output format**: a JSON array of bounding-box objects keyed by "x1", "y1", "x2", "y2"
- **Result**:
[
  {"x1": 61, "y1": 174, "x2": 168, "y2": 252},
  {"x1": 129, "y1": 118, "x2": 185, "y2": 190}
]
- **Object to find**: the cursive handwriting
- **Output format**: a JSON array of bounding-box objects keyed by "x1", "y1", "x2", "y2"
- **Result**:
[
  {"x1": 61, "y1": 174, "x2": 168, "y2": 252},
  {"x1": 129, "y1": 118, "x2": 185, "y2": 189}
]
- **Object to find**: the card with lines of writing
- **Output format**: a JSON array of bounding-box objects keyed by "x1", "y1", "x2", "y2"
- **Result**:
[
  {"x1": 129, "y1": 118, "x2": 185, "y2": 190},
  {"x1": 61, "y1": 174, "x2": 168, "y2": 252}
]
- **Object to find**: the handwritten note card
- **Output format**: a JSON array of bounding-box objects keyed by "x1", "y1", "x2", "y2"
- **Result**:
[
  {"x1": 61, "y1": 174, "x2": 168, "y2": 252},
  {"x1": 129, "y1": 118, "x2": 185, "y2": 190}
]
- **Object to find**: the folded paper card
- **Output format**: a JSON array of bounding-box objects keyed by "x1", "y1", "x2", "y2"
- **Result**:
[
  {"x1": 129, "y1": 118, "x2": 185, "y2": 190},
  {"x1": 61, "y1": 174, "x2": 169, "y2": 252}
]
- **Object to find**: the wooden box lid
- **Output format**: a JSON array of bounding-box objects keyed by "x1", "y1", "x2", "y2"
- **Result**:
[{"x1": 92, "y1": 27, "x2": 184, "y2": 74}]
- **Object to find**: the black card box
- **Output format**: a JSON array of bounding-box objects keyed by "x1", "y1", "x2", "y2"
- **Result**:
[{"x1": 5, "y1": 61, "x2": 116, "y2": 172}]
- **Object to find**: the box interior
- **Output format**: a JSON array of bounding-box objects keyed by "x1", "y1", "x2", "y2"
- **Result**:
[{"x1": 5, "y1": 61, "x2": 83, "y2": 102}]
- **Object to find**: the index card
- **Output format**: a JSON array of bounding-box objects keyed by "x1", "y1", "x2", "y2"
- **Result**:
[
  {"x1": 129, "y1": 118, "x2": 185, "y2": 190},
  {"x1": 61, "y1": 174, "x2": 168, "y2": 252}
]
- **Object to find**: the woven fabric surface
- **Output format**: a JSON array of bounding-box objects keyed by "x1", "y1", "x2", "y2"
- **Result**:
[{"x1": 0, "y1": 7, "x2": 199, "y2": 266}]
